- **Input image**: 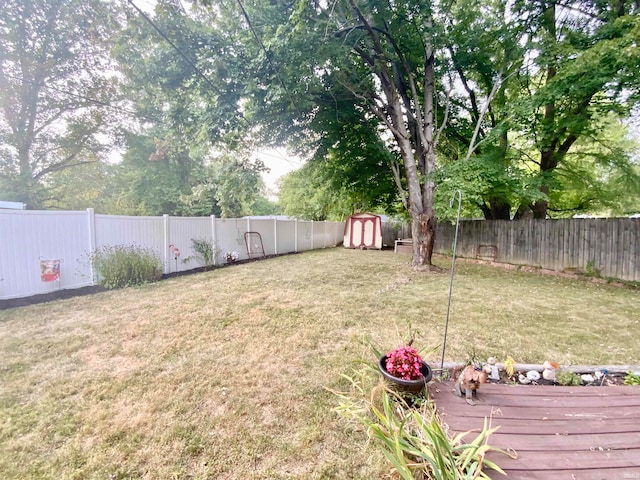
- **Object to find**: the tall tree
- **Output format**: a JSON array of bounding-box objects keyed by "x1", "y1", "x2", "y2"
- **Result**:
[
  {"x1": 118, "y1": 0, "x2": 639, "y2": 229},
  {"x1": 108, "y1": 133, "x2": 199, "y2": 216},
  {"x1": 0, "y1": 0, "x2": 121, "y2": 208},
  {"x1": 515, "y1": 0, "x2": 640, "y2": 218},
  {"x1": 228, "y1": 0, "x2": 450, "y2": 267},
  {"x1": 179, "y1": 153, "x2": 268, "y2": 218}
]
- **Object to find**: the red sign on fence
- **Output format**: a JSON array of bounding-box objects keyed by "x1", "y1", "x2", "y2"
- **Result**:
[{"x1": 40, "y1": 260, "x2": 60, "y2": 282}]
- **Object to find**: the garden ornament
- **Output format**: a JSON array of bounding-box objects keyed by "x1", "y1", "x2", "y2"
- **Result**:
[
  {"x1": 484, "y1": 357, "x2": 500, "y2": 381},
  {"x1": 542, "y1": 360, "x2": 560, "y2": 381},
  {"x1": 454, "y1": 364, "x2": 488, "y2": 406}
]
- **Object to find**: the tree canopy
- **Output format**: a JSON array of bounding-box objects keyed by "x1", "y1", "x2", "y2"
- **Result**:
[
  {"x1": 0, "y1": 0, "x2": 122, "y2": 208},
  {"x1": 2, "y1": 0, "x2": 639, "y2": 254}
]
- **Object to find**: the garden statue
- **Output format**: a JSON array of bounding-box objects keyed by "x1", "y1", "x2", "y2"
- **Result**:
[{"x1": 454, "y1": 365, "x2": 488, "y2": 406}]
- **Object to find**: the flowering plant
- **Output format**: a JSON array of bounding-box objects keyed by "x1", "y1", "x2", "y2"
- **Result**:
[
  {"x1": 385, "y1": 345, "x2": 424, "y2": 380},
  {"x1": 224, "y1": 251, "x2": 239, "y2": 262}
]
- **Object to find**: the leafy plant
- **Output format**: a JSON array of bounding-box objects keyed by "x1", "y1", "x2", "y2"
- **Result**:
[
  {"x1": 555, "y1": 371, "x2": 583, "y2": 386},
  {"x1": 504, "y1": 356, "x2": 516, "y2": 378},
  {"x1": 585, "y1": 260, "x2": 601, "y2": 278},
  {"x1": 330, "y1": 366, "x2": 514, "y2": 479},
  {"x1": 89, "y1": 245, "x2": 162, "y2": 289},
  {"x1": 623, "y1": 372, "x2": 640, "y2": 386},
  {"x1": 190, "y1": 238, "x2": 216, "y2": 267}
]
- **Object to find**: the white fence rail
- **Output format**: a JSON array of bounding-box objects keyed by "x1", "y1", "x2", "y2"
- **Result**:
[{"x1": 0, "y1": 209, "x2": 345, "y2": 300}]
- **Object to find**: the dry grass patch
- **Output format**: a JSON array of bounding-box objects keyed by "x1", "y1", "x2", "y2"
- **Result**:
[{"x1": 0, "y1": 248, "x2": 638, "y2": 479}]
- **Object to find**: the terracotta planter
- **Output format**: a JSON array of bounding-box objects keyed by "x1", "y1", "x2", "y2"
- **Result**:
[{"x1": 378, "y1": 355, "x2": 433, "y2": 394}]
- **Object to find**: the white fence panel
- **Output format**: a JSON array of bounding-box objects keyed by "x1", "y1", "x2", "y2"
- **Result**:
[
  {"x1": 0, "y1": 210, "x2": 92, "y2": 299},
  {"x1": 247, "y1": 219, "x2": 275, "y2": 256},
  {"x1": 1, "y1": 210, "x2": 346, "y2": 301},
  {"x1": 167, "y1": 216, "x2": 214, "y2": 273},
  {"x1": 328, "y1": 222, "x2": 344, "y2": 246},
  {"x1": 296, "y1": 221, "x2": 314, "y2": 251},
  {"x1": 276, "y1": 220, "x2": 297, "y2": 253},
  {"x1": 95, "y1": 215, "x2": 164, "y2": 254},
  {"x1": 313, "y1": 221, "x2": 327, "y2": 248},
  {"x1": 215, "y1": 218, "x2": 247, "y2": 262}
]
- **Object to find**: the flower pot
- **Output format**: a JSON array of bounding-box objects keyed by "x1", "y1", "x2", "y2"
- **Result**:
[{"x1": 378, "y1": 355, "x2": 433, "y2": 394}]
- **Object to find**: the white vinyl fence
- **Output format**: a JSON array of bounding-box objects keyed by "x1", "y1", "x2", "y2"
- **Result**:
[{"x1": 0, "y1": 209, "x2": 344, "y2": 300}]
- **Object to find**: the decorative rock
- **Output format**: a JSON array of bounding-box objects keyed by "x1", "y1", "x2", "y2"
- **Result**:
[
  {"x1": 581, "y1": 374, "x2": 595, "y2": 383},
  {"x1": 526, "y1": 370, "x2": 541, "y2": 382},
  {"x1": 518, "y1": 373, "x2": 531, "y2": 384}
]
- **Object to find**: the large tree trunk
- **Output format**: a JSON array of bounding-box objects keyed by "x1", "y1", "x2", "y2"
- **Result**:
[
  {"x1": 481, "y1": 197, "x2": 512, "y2": 220},
  {"x1": 411, "y1": 212, "x2": 435, "y2": 267},
  {"x1": 346, "y1": 1, "x2": 438, "y2": 267}
]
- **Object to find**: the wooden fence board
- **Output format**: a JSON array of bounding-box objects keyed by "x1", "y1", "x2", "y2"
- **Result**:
[{"x1": 433, "y1": 218, "x2": 639, "y2": 282}]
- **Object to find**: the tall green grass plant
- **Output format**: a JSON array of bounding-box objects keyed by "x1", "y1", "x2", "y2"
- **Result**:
[
  {"x1": 332, "y1": 365, "x2": 514, "y2": 479},
  {"x1": 89, "y1": 244, "x2": 162, "y2": 289}
]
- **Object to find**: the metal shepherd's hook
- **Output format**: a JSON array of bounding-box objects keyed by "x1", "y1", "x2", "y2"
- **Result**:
[{"x1": 440, "y1": 190, "x2": 462, "y2": 374}]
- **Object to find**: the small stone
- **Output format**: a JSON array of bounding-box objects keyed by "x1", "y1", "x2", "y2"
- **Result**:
[
  {"x1": 518, "y1": 373, "x2": 531, "y2": 384},
  {"x1": 581, "y1": 374, "x2": 595, "y2": 383},
  {"x1": 526, "y1": 370, "x2": 541, "y2": 381}
]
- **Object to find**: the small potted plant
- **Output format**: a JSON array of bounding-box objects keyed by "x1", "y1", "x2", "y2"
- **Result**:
[
  {"x1": 378, "y1": 341, "x2": 432, "y2": 394},
  {"x1": 224, "y1": 251, "x2": 239, "y2": 263}
]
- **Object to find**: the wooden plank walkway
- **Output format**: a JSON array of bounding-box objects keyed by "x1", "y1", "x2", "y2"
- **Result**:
[{"x1": 429, "y1": 381, "x2": 640, "y2": 479}]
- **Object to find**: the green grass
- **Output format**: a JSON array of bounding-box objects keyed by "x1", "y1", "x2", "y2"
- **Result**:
[{"x1": 0, "y1": 248, "x2": 638, "y2": 479}]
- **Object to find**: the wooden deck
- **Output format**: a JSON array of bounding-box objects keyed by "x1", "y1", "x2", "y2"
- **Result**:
[{"x1": 429, "y1": 381, "x2": 640, "y2": 479}]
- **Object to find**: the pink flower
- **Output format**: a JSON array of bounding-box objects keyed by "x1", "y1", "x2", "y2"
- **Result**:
[{"x1": 386, "y1": 345, "x2": 424, "y2": 380}]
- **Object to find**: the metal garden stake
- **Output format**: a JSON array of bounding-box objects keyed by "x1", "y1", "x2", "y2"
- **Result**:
[{"x1": 440, "y1": 190, "x2": 462, "y2": 374}]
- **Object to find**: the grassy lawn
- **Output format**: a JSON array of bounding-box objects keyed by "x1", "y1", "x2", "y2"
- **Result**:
[{"x1": 1, "y1": 248, "x2": 638, "y2": 479}]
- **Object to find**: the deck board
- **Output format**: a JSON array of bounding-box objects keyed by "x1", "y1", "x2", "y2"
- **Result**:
[{"x1": 429, "y1": 381, "x2": 640, "y2": 479}]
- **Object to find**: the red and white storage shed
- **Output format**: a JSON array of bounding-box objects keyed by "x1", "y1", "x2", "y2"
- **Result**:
[{"x1": 343, "y1": 213, "x2": 383, "y2": 249}]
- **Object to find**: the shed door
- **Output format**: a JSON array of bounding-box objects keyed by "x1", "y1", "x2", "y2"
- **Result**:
[{"x1": 351, "y1": 217, "x2": 377, "y2": 248}]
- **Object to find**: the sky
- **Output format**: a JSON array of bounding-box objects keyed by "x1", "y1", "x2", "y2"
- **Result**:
[{"x1": 253, "y1": 149, "x2": 303, "y2": 199}]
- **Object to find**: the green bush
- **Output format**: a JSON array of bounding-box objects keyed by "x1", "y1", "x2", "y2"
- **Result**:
[
  {"x1": 555, "y1": 370, "x2": 583, "y2": 386},
  {"x1": 90, "y1": 245, "x2": 163, "y2": 289},
  {"x1": 191, "y1": 238, "x2": 216, "y2": 266},
  {"x1": 623, "y1": 371, "x2": 640, "y2": 386}
]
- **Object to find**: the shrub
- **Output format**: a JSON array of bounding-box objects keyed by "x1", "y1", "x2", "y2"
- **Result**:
[
  {"x1": 191, "y1": 238, "x2": 216, "y2": 267},
  {"x1": 90, "y1": 245, "x2": 163, "y2": 289},
  {"x1": 623, "y1": 371, "x2": 640, "y2": 386},
  {"x1": 555, "y1": 370, "x2": 583, "y2": 386}
]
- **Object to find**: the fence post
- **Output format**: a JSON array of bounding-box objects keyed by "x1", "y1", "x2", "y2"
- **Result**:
[
  {"x1": 311, "y1": 221, "x2": 314, "y2": 250},
  {"x1": 163, "y1": 214, "x2": 170, "y2": 274},
  {"x1": 323, "y1": 221, "x2": 327, "y2": 248},
  {"x1": 211, "y1": 215, "x2": 217, "y2": 266},
  {"x1": 86, "y1": 208, "x2": 97, "y2": 284},
  {"x1": 295, "y1": 219, "x2": 298, "y2": 252},
  {"x1": 274, "y1": 218, "x2": 278, "y2": 255}
]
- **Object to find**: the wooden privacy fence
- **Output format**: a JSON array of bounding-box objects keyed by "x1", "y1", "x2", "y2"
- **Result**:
[
  {"x1": 0, "y1": 209, "x2": 345, "y2": 301},
  {"x1": 434, "y1": 218, "x2": 639, "y2": 282}
]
